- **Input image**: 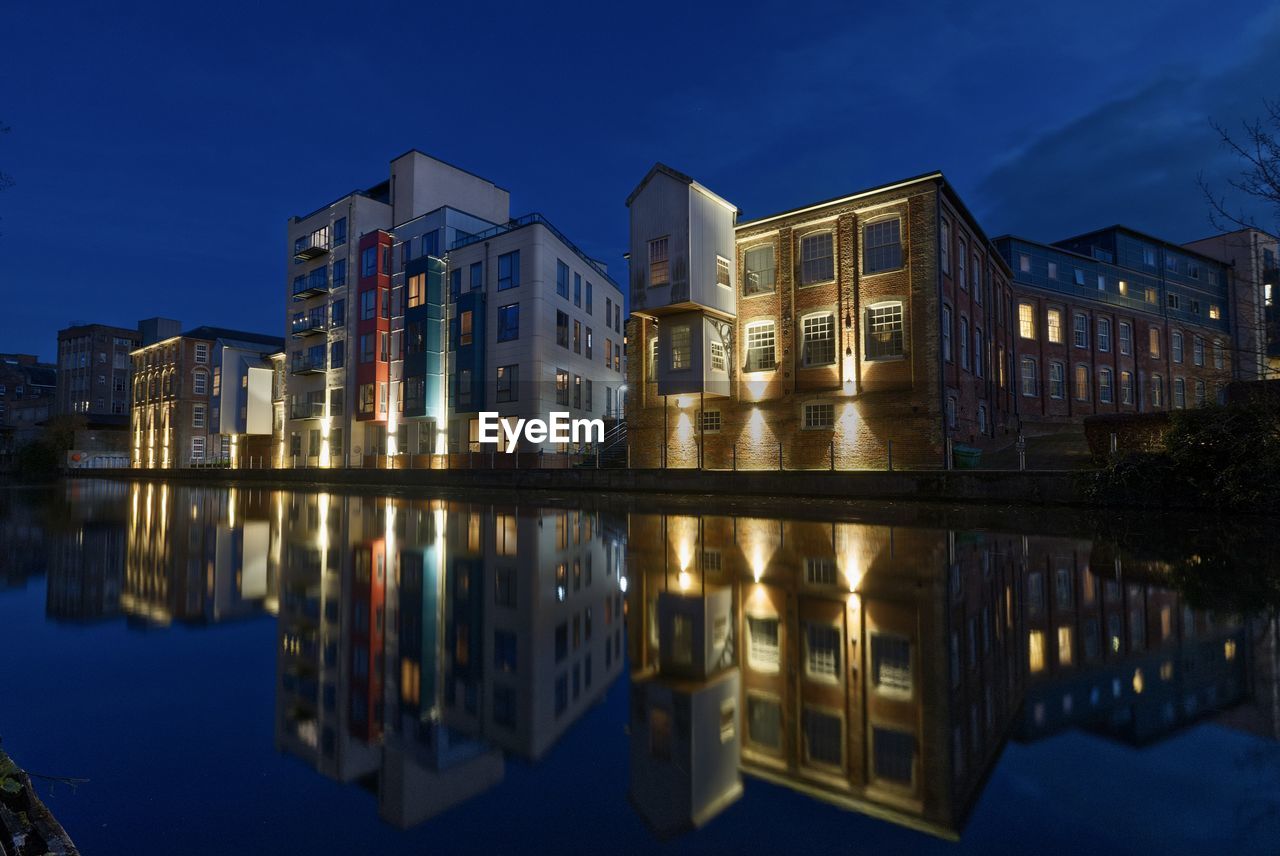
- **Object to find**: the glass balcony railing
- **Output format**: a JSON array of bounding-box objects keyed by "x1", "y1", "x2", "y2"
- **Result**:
[
  {"x1": 291, "y1": 315, "x2": 330, "y2": 337},
  {"x1": 293, "y1": 233, "x2": 330, "y2": 261},
  {"x1": 291, "y1": 269, "x2": 330, "y2": 300},
  {"x1": 289, "y1": 356, "x2": 326, "y2": 375},
  {"x1": 290, "y1": 400, "x2": 325, "y2": 420}
]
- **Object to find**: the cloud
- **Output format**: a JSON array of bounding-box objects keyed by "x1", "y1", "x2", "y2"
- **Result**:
[{"x1": 976, "y1": 8, "x2": 1280, "y2": 243}]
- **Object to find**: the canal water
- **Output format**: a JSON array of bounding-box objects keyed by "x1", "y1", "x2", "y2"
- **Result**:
[{"x1": 1, "y1": 480, "x2": 1277, "y2": 854}]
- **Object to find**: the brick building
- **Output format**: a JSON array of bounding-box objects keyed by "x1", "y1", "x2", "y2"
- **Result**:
[
  {"x1": 130, "y1": 326, "x2": 283, "y2": 468},
  {"x1": 54, "y1": 323, "x2": 141, "y2": 417},
  {"x1": 996, "y1": 228, "x2": 1249, "y2": 420},
  {"x1": 626, "y1": 165, "x2": 1016, "y2": 471}
]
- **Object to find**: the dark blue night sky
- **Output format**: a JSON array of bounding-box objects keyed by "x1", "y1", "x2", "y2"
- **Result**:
[{"x1": 2, "y1": 0, "x2": 1278, "y2": 359}]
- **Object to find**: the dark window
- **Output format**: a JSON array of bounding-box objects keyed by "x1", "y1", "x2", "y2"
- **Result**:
[
  {"x1": 497, "y1": 303, "x2": 520, "y2": 342},
  {"x1": 864, "y1": 219, "x2": 903, "y2": 273},
  {"x1": 361, "y1": 247, "x2": 377, "y2": 277},
  {"x1": 496, "y1": 365, "x2": 518, "y2": 402},
  {"x1": 498, "y1": 251, "x2": 520, "y2": 291}
]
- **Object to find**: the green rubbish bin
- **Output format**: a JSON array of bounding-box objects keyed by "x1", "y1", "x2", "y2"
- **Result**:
[{"x1": 952, "y1": 444, "x2": 982, "y2": 469}]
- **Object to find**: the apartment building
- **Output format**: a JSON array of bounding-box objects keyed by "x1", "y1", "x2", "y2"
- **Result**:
[
  {"x1": 996, "y1": 227, "x2": 1247, "y2": 419},
  {"x1": 285, "y1": 150, "x2": 625, "y2": 467},
  {"x1": 130, "y1": 326, "x2": 283, "y2": 468},
  {"x1": 1182, "y1": 226, "x2": 1278, "y2": 379},
  {"x1": 626, "y1": 165, "x2": 1016, "y2": 471}
]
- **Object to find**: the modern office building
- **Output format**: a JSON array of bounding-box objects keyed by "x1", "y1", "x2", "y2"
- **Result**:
[
  {"x1": 54, "y1": 322, "x2": 142, "y2": 417},
  {"x1": 625, "y1": 165, "x2": 1017, "y2": 471},
  {"x1": 130, "y1": 326, "x2": 283, "y2": 468},
  {"x1": 284, "y1": 150, "x2": 625, "y2": 468},
  {"x1": 1182, "y1": 226, "x2": 1279, "y2": 379},
  {"x1": 996, "y1": 227, "x2": 1252, "y2": 419}
]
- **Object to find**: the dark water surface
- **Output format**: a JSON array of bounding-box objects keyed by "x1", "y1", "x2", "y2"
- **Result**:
[{"x1": 1, "y1": 480, "x2": 1277, "y2": 854}]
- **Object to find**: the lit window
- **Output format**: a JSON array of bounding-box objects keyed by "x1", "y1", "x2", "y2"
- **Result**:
[
  {"x1": 1074, "y1": 364, "x2": 1089, "y2": 401},
  {"x1": 865, "y1": 302, "x2": 904, "y2": 359},
  {"x1": 802, "y1": 402, "x2": 834, "y2": 430},
  {"x1": 802, "y1": 313, "x2": 835, "y2": 366},
  {"x1": 1120, "y1": 370, "x2": 1134, "y2": 405},
  {"x1": 1018, "y1": 302, "x2": 1035, "y2": 339},
  {"x1": 710, "y1": 340, "x2": 726, "y2": 372},
  {"x1": 459, "y1": 310, "x2": 473, "y2": 346},
  {"x1": 745, "y1": 321, "x2": 777, "y2": 372},
  {"x1": 1047, "y1": 309, "x2": 1062, "y2": 344},
  {"x1": 1151, "y1": 375, "x2": 1164, "y2": 407}
]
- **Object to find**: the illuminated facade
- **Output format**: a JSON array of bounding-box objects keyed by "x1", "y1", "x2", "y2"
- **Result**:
[
  {"x1": 625, "y1": 512, "x2": 1248, "y2": 838},
  {"x1": 130, "y1": 326, "x2": 283, "y2": 468},
  {"x1": 285, "y1": 150, "x2": 624, "y2": 467},
  {"x1": 626, "y1": 166, "x2": 1017, "y2": 470}
]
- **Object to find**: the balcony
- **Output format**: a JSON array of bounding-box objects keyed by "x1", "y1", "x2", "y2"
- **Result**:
[
  {"x1": 291, "y1": 269, "x2": 330, "y2": 300},
  {"x1": 291, "y1": 315, "x2": 330, "y2": 338},
  {"x1": 293, "y1": 234, "x2": 330, "y2": 261},
  {"x1": 290, "y1": 400, "x2": 325, "y2": 420},
  {"x1": 289, "y1": 356, "x2": 326, "y2": 376}
]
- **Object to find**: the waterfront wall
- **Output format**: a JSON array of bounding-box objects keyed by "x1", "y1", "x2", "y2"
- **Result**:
[{"x1": 65, "y1": 466, "x2": 1086, "y2": 506}]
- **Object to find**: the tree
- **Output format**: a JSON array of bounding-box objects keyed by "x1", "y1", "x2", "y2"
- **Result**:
[{"x1": 1199, "y1": 98, "x2": 1280, "y2": 233}]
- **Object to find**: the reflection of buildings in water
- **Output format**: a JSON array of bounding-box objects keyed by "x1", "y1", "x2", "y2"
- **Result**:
[
  {"x1": 121, "y1": 482, "x2": 278, "y2": 626},
  {"x1": 0, "y1": 489, "x2": 47, "y2": 589},
  {"x1": 45, "y1": 480, "x2": 129, "y2": 622},
  {"x1": 626, "y1": 516, "x2": 1250, "y2": 839},
  {"x1": 274, "y1": 495, "x2": 627, "y2": 829}
]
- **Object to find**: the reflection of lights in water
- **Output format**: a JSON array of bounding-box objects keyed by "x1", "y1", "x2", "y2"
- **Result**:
[
  {"x1": 678, "y1": 571, "x2": 691, "y2": 591},
  {"x1": 1224, "y1": 639, "x2": 1237, "y2": 661},
  {"x1": 557, "y1": 586, "x2": 567, "y2": 602},
  {"x1": 1132, "y1": 668, "x2": 1144, "y2": 694},
  {"x1": 619, "y1": 575, "x2": 629, "y2": 593}
]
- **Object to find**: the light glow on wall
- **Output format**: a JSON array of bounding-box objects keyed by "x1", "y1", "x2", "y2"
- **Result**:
[{"x1": 319, "y1": 416, "x2": 332, "y2": 469}]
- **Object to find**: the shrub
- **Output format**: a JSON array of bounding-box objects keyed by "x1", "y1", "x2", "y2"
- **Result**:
[{"x1": 1085, "y1": 398, "x2": 1280, "y2": 511}]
